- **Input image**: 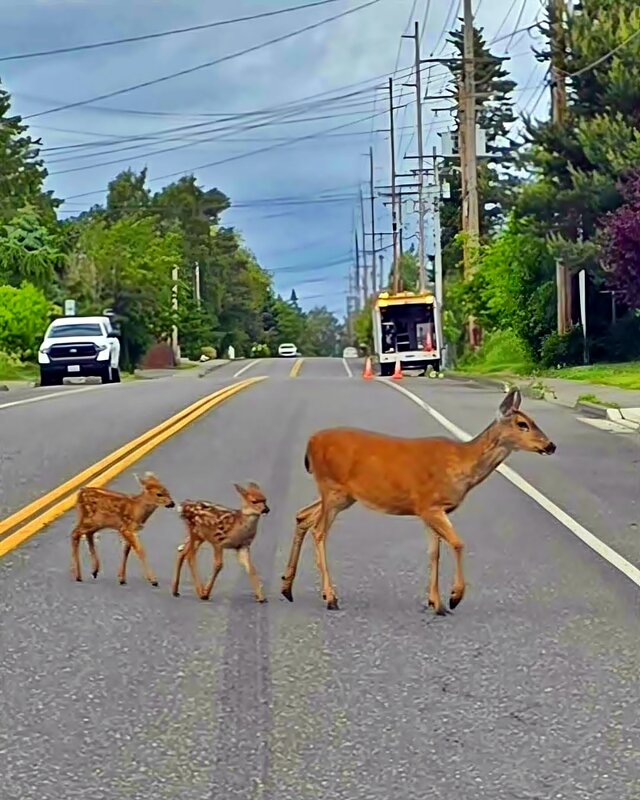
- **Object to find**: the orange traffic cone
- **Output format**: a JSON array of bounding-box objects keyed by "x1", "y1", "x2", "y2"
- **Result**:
[
  {"x1": 391, "y1": 359, "x2": 403, "y2": 380},
  {"x1": 363, "y1": 356, "x2": 374, "y2": 380}
]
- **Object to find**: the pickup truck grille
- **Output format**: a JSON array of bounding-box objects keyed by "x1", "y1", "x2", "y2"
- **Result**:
[{"x1": 48, "y1": 343, "x2": 98, "y2": 361}]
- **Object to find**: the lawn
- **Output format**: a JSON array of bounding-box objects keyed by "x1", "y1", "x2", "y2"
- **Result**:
[
  {"x1": 0, "y1": 356, "x2": 38, "y2": 383},
  {"x1": 551, "y1": 362, "x2": 640, "y2": 391}
]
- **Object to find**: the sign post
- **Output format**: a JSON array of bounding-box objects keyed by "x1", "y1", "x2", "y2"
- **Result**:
[
  {"x1": 64, "y1": 299, "x2": 76, "y2": 316},
  {"x1": 578, "y1": 269, "x2": 588, "y2": 364}
]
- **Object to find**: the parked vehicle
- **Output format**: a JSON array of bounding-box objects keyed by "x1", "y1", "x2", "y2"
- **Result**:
[
  {"x1": 342, "y1": 346, "x2": 358, "y2": 359},
  {"x1": 38, "y1": 315, "x2": 121, "y2": 386},
  {"x1": 371, "y1": 290, "x2": 443, "y2": 376}
]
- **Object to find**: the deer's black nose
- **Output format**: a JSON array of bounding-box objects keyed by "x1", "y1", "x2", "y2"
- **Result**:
[
  {"x1": 544, "y1": 442, "x2": 556, "y2": 455},
  {"x1": 167, "y1": 501, "x2": 176, "y2": 508},
  {"x1": 263, "y1": 505, "x2": 270, "y2": 514}
]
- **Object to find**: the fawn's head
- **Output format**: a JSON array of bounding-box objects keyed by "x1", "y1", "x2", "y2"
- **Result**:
[
  {"x1": 135, "y1": 472, "x2": 176, "y2": 508},
  {"x1": 234, "y1": 482, "x2": 270, "y2": 516},
  {"x1": 495, "y1": 388, "x2": 556, "y2": 455}
]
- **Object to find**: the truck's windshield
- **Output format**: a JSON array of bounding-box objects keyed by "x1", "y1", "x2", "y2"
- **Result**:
[{"x1": 48, "y1": 323, "x2": 103, "y2": 338}]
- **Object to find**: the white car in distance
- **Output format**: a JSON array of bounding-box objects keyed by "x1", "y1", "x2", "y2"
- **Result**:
[
  {"x1": 342, "y1": 346, "x2": 358, "y2": 358},
  {"x1": 38, "y1": 315, "x2": 121, "y2": 386},
  {"x1": 278, "y1": 343, "x2": 298, "y2": 358}
]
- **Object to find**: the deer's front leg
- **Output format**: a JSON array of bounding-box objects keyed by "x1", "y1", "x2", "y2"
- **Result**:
[
  {"x1": 118, "y1": 542, "x2": 132, "y2": 585},
  {"x1": 201, "y1": 544, "x2": 224, "y2": 601},
  {"x1": 422, "y1": 510, "x2": 465, "y2": 612},
  {"x1": 121, "y1": 529, "x2": 158, "y2": 587},
  {"x1": 236, "y1": 547, "x2": 265, "y2": 603}
]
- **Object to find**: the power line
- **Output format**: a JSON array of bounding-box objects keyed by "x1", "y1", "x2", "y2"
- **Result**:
[
  {"x1": 24, "y1": 0, "x2": 383, "y2": 120},
  {"x1": 0, "y1": 0, "x2": 344, "y2": 63}
]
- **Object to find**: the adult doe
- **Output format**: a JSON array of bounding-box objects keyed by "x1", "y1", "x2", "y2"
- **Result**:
[
  {"x1": 70, "y1": 472, "x2": 175, "y2": 586},
  {"x1": 281, "y1": 387, "x2": 556, "y2": 614}
]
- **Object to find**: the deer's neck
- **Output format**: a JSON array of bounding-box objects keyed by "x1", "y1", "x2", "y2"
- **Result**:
[
  {"x1": 461, "y1": 422, "x2": 512, "y2": 490},
  {"x1": 133, "y1": 495, "x2": 158, "y2": 525}
]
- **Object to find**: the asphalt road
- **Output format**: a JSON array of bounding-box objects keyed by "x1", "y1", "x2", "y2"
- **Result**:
[{"x1": 0, "y1": 358, "x2": 638, "y2": 799}]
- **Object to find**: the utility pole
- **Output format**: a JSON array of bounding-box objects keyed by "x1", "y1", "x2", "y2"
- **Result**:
[
  {"x1": 433, "y1": 147, "x2": 443, "y2": 310},
  {"x1": 461, "y1": 0, "x2": 479, "y2": 278},
  {"x1": 171, "y1": 264, "x2": 180, "y2": 362},
  {"x1": 403, "y1": 21, "x2": 427, "y2": 293},
  {"x1": 550, "y1": 0, "x2": 571, "y2": 334},
  {"x1": 194, "y1": 261, "x2": 201, "y2": 306},
  {"x1": 369, "y1": 146, "x2": 377, "y2": 297},
  {"x1": 354, "y1": 230, "x2": 361, "y2": 310},
  {"x1": 359, "y1": 186, "x2": 369, "y2": 302},
  {"x1": 388, "y1": 77, "x2": 400, "y2": 294}
]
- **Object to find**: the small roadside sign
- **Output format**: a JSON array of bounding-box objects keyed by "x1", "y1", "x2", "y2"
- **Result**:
[{"x1": 64, "y1": 299, "x2": 76, "y2": 316}]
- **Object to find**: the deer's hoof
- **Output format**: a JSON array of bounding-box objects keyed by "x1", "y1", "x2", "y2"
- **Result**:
[
  {"x1": 119, "y1": 579, "x2": 126, "y2": 586},
  {"x1": 75, "y1": 577, "x2": 82, "y2": 583},
  {"x1": 281, "y1": 587, "x2": 293, "y2": 603},
  {"x1": 199, "y1": 594, "x2": 210, "y2": 602},
  {"x1": 326, "y1": 598, "x2": 339, "y2": 611},
  {"x1": 92, "y1": 571, "x2": 98, "y2": 580},
  {"x1": 435, "y1": 606, "x2": 450, "y2": 616},
  {"x1": 173, "y1": 591, "x2": 180, "y2": 598},
  {"x1": 257, "y1": 596, "x2": 268, "y2": 604},
  {"x1": 449, "y1": 595, "x2": 462, "y2": 611},
  {"x1": 151, "y1": 581, "x2": 159, "y2": 587}
]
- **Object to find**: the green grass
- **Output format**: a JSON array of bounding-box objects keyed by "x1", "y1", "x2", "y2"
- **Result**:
[
  {"x1": 577, "y1": 392, "x2": 620, "y2": 408},
  {"x1": 0, "y1": 356, "x2": 38, "y2": 383},
  {"x1": 551, "y1": 362, "x2": 640, "y2": 390}
]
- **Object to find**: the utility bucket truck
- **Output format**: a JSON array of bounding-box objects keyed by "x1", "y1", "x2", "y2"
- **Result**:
[{"x1": 372, "y1": 290, "x2": 443, "y2": 377}]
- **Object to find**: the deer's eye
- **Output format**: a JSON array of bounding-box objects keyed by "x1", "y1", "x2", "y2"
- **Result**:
[{"x1": 517, "y1": 421, "x2": 529, "y2": 431}]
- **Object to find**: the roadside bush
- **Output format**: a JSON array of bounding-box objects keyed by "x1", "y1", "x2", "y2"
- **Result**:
[
  {"x1": 250, "y1": 343, "x2": 270, "y2": 358},
  {"x1": 0, "y1": 351, "x2": 30, "y2": 380},
  {"x1": 0, "y1": 282, "x2": 53, "y2": 359},
  {"x1": 201, "y1": 345, "x2": 217, "y2": 360},
  {"x1": 589, "y1": 313, "x2": 640, "y2": 362},
  {"x1": 539, "y1": 326, "x2": 585, "y2": 369},
  {"x1": 459, "y1": 329, "x2": 533, "y2": 375}
]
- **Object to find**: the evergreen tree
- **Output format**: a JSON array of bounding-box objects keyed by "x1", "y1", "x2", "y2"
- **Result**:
[{"x1": 0, "y1": 80, "x2": 60, "y2": 225}]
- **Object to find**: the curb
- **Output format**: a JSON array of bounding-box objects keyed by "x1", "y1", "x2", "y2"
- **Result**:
[{"x1": 197, "y1": 359, "x2": 231, "y2": 378}]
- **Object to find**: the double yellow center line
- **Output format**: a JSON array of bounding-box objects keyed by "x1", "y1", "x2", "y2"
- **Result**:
[
  {"x1": 289, "y1": 358, "x2": 304, "y2": 378},
  {"x1": 0, "y1": 375, "x2": 265, "y2": 559}
]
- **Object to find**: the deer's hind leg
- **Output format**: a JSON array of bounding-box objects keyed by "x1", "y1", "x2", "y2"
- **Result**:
[
  {"x1": 200, "y1": 543, "x2": 224, "y2": 601},
  {"x1": 312, "y1": 492, "x2": 354, "y2": 611},
  {"x1": 71, "y1": 524, "x2": 99, "y2": 582},
  {"x1": 281, "y1": 499, "x2": 322, "y2": 602}
]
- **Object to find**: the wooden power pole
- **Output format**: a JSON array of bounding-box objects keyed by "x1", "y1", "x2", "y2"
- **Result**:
[
  {"x1": 550, "y1": 0, "x2": 571, "y2": 334},
  {"x1": 461, "y1": 0, "x2": 479, "y2": 279},
  {"x1": 359, "y1": 186, "x2": 369, "y2": 302},
  {"x1": 354, "y1": 230, "x2": 361, "y2": 310},
  {"x1": 389, "y1": 77, "x2": 400, "y2": 294},
  {"x1": 369, "y1": 146, "x2": 377, "y2": 297}
]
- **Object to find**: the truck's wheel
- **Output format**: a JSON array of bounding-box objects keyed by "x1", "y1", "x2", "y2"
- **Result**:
[
  {"x1": 100, "y1": 365, "x2": 113, "y2": 384},
  {"x1": 40, "y1": 370, "x2": 54, "y2": 387},
  {"x1": 111, "y1": 368, "x2": 121, "y2": 384},
  {"x1": 380, "y1": 362, "x2": 392, "y2": 377}
]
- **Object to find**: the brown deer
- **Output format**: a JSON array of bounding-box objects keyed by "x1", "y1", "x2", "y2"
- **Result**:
[
  {"x1": 281, "y1": 387, "x2": 556, "y2": 614},
  {"x1": 172, "y1": 482, "x2": 270, "y2": 602},
  {"x1": 70, "y1": 472, "x2": 175, "y2": 586}
]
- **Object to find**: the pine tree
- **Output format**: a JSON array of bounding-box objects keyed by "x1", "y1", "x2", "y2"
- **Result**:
[
  {"x1": 440, "y1": 23, "x2": 519, "y2": 277},
  {"x1": 0, "y1": 80, "x2": 59, "y2": 224}
]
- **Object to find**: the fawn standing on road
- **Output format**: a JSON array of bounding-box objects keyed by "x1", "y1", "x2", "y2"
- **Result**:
[
  {"x1": 172, "y1": 482, "x2": 270, "y2": 602},
  {"x1": 281, "y1": 387, "x2": 556, "y2": 614},
  {"x1": 70, "y1": 472, "x2": 175, "y2": 586}
]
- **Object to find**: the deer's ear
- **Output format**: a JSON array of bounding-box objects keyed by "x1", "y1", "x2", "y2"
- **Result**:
[
  {"x1": 133, "y1": 472, "x2": 142, "y2": 486},
  {"x1": 144, "y1": 471, "x2": 157, "y2": 479},
  {"x1": 247, "y1": 481, "x2": 260, "y2": 491},
  {"x1": 497, "y1": 387, "x2": 522, "y2": 419},
  {"x1": 233, "y1": 483, "x2": 247, "y2": 497}
]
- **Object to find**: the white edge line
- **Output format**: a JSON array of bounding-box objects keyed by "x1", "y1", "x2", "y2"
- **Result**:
[
  {"x1": 233, "y1": 360, "x2": 258, "y2": 378},
  {"x1": 342, "y1": 357, "x2": 353, "y2": 378},
  {"x1": 381, "y1": 379, "x2": 640, "y2": 590},
  {"x1": 0, "y1": 385, "x2": 99, "y2": 411}
]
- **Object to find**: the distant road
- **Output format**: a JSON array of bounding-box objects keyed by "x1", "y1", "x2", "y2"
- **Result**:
[{"x1": 0, "y1": 358, "x2": 638, "y2": 799}]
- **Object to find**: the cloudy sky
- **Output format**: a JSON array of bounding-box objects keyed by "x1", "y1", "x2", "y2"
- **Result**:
[{"x1": 2, "y1": 0, "x2": 548, "y2": 315}]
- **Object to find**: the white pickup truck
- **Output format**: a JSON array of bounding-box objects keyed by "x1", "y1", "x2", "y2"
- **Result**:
[{"x1": 37, "y1": 315, "x2": 121, "y2": 386}]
